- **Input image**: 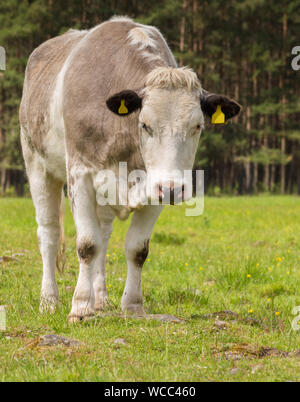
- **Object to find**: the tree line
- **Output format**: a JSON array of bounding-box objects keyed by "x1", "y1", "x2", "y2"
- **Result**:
[{"x1": 0, "y1": 0, "x2": 299, "y2": 196}]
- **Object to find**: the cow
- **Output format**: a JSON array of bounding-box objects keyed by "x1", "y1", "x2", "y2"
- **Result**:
[{"x1": 19, "y1": 16, "x2": 241, "y2": 322}]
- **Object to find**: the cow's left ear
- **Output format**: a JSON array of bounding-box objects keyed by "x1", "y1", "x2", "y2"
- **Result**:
[
  {"x1": 200, "y1": 90, "x2": 241, "y2": 121},
  {"x1": 106, "y1": 90, "x2": 142, "y2": 116}
]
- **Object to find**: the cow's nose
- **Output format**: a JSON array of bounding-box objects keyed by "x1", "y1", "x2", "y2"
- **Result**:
[{"x1": 157, "y1": 182, "x2": 185, "y2": 205}]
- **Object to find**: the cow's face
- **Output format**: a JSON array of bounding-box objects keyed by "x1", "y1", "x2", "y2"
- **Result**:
[
  {"x1": 138, "y1": 86, "x2": 203, "y2": 203},
  {"x1": 106, "y1": 67, "x2": 241, "y2": 204}
]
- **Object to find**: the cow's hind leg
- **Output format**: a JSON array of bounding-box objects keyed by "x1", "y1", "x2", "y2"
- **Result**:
[
  {"x1": 26, "y1": 157, "x2": 64, "y2": 313},
  {"x1": 122, "y1": 206, "x2": 163, "y2": 315}
]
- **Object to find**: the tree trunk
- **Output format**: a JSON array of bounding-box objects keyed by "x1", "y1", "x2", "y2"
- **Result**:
[
  {"x1": 245, "y1": 105, "x2": 251, "y2": 193},
  {"x1": 263, "y1": 136, "x2": 269, "y2": 190},
  {"x1": 179, "y1": 0, "x2": 188, "y2": 66},
  {"x1": 280, "y1": 11, "x2": 287, "y2": 194},
  {"x1": 270, "y1": 164, "x2": 275, "y2": 192}
]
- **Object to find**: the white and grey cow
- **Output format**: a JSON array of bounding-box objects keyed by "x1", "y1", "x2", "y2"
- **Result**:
[{"x1": 19, "y1": 16, "x2": 241, "y2": 322}]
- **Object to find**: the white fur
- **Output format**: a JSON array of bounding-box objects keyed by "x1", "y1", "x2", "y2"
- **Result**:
[
  {"x1": 121, "y1": 205, "x2": 163, "y2": 314},
  {"x1": 110, "y1": 15, "x2": 133, "y2": 23},
  {"x1": 21, "y1": 130, "x2": 63, "y2": 313},
  {"x1": 128, "y1": 27, "x2": 158, "y2": 50},
  {"x1": 127, "y1": 24, "x2": 177, "y2": 66},
  {"x1": 44, "y1": 35, "x2": 81, "y2": 182}
]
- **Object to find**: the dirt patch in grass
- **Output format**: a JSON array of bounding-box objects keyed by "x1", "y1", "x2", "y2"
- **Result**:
[{"x1": 212, "y1": 343, "x2": 300, "y2": 361}]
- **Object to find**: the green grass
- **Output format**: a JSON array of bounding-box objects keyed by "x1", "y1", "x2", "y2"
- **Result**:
[{"x1": 0, "y1": 196, "x2": 300, "y2": 381}]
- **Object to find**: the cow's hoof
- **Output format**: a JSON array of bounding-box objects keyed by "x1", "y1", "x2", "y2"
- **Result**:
[
  {"x1": 95, "y1": 296, "x2": 111, "y2": 313},
  {"x1": 39, "y1": 297, "x2": 59, "y2": 314},
  {"x1": 123, "y1": 304, "x2": 146, "y2": 317},
  {"x1": 68, "y1": 313, "x2": 94, "y2": 324}
]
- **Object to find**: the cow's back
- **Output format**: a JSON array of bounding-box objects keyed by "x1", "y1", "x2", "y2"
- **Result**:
[{"x1": 20, "y1": 29, "x2": 87, "y2": 155}]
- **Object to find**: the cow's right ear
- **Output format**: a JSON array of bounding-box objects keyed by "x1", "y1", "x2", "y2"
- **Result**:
[{"x1": 106, "y1": 90, "x2": 142, "y2": 116}]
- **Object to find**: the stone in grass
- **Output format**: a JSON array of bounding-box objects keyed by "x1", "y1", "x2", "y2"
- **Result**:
[
  {"x1": 114, "y1": 338, "x2": 127, "y2": 346},
  {"x1": 251, "y1": 364, "x2": 263, "y2": 374},
  {"x1": 213, "y1": 319, "x2": 229, "y2": 330},
  {"x1": 224, "y1": 351, "x2": 244, "y2": 361},
  {"x1": 38, "y1": 334, "x2": 82, "y2": 347},
  {"x1": 146, "y1": 314, "x2": 185, "y2": 323},
  {"x1": 230, "y1": 368, "x2": 240, "y2": 375},
  {"x1": 97, "y1": 311, "x2": 185, "y2": 323}
]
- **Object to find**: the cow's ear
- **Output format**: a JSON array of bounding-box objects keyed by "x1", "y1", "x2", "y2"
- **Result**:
[
  {"x1": 106, "y1": 90, "x2": 142, "y2": 116},
  {"x1": 200, "y1": 90, "x2": 241, "y2": 122}
]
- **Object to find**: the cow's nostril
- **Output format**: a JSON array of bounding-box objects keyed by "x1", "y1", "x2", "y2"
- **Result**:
[
  {"x1": 181, "y1": 184, "x2": 185, "y2": 198},
  {"x1": 157, "y1": 184, "x2": 164, "y2": 201},
  {"x1": 156, "y1": 183, "x2": 185, "y2": 204}
]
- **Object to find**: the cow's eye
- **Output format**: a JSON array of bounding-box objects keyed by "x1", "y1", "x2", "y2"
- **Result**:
[
  {"x1": 140, "y1": 122, "x2": 152, "y2": 136},
  {"x1": 192, "y1": 124, "x2": 202, "y2": 135}
]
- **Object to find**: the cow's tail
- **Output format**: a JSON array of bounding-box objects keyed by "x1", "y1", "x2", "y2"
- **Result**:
[{"x1": 56, "y1": 188, "x2": 66, "y2": 273}]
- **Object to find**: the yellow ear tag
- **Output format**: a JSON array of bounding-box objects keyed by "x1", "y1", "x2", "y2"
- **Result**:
[
  {"x1": 118, "y1": 99, "x2": 128, "y2": 114},
  {"x1": 212, "y1": 105, "x2": 225, "y2": 124}
]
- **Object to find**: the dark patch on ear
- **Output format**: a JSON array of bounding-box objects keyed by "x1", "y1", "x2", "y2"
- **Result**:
[
  {"x1": 106, "y1": 90, "x2": 142, "y2": 116},
  {"x1": 200, "y1": 93, "x2": 241, "y2": 120},
  {"x1": 135, "y1": 240, "x2": 149, "y2": 267},
  {"x1": 77, "y1": 239, "x2": 96, "y2": 263}
]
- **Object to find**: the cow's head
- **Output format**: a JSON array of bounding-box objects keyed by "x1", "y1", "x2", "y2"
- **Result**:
[{"x1": 106, "y1": 67, "x2": 241, "y2": 204}]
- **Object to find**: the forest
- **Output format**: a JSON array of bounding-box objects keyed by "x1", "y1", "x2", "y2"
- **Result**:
[{"x1": 0, "y1": 0, "x2": 299, "y2": 196}]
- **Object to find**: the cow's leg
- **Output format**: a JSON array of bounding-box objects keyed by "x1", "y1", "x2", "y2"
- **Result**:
[
  {"x1": 93, "y1": 206, "x2": 115, "y2": 312},
  {"x1": 26, "y1": 159, "x2": 63, "y2": 313},
  {"x1": 68, "y1": 172, "x2": 102, "y2": 323},
  {"x1": 122, "y1": 205, "x2": 163, "y2": 315}
]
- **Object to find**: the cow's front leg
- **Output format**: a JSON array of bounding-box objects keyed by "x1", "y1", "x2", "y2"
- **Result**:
[
  {"x1": 68, "y1": 172, "x2": 101, "y2": 323},
  {"x1": 93, "y1": 206, "x2": 115, "y2": 312},
  {"x1": 122, "y1": 205, "x2": 163, "y2": 315}
]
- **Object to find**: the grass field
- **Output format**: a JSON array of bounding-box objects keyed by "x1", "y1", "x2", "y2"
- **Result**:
[{"x1": 0, "y1": 196, "x2": 300, "y2": 382}]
